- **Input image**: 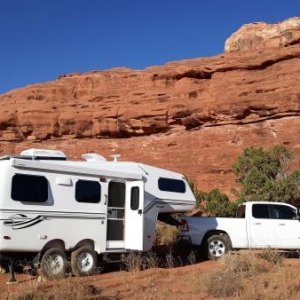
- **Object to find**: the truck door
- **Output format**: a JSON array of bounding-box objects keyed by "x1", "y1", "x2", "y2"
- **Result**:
[
  {"x1": 268, "y1": 204, "x2": 300, "y2": 249},
  {"x1": 249, "y1": 203, "x2": 300, "y2": 248},
  {"x1": 248, "y1": 204, "x2": 278, "y2": 247},
  {"x1": 124, "y1": 181, "x2": 144, "y2": 251}
]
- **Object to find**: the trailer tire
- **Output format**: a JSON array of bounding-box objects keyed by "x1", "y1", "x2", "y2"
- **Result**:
[
  {"x1": 40, "y1": 248, "x2": 68, "y2": 279},
  {"x1": 206, "y1": 234, "x2": 231, "y2": 260},
  {"x1": 71, "y1": 246, "x2": 97, "y2": 277}
]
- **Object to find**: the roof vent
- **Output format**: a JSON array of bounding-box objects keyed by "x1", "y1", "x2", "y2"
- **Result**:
[
  {"x1": 110, "y1": 154, "x2": 121, "y2": 162},
  {"x1": 20, "y1": 149, "x2": 67, "y2": 160},
  {"x1": 82, "y1": 153, "x2": 107, "y2": 162}
]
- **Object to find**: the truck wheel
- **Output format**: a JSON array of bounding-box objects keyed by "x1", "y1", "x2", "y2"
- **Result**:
[
  {"x1": 206, "y1": 234, "x2": 231, "y2": 260},
  {"x1": 40, "y1": 248, "x2": 68, "y2": 279},
  {"x1": 71, "y1": 246, "x2": 97, "y2": 277}
]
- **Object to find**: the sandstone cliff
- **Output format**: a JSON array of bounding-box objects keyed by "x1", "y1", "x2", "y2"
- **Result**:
[
  {"x1": 225, "y1": 17, "x2": 300, "y2": 52},
  {"x1": 1, "y1": 21, "x2": 300, "y2": 197}
]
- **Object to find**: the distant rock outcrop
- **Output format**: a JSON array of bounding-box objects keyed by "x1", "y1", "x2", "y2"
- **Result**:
[
  {"x1": 225, "y1": 17, "x2": 300, "y2": 52},
  {"x1": 1, "y1": 18, "x2": 300, "y2": 197}
]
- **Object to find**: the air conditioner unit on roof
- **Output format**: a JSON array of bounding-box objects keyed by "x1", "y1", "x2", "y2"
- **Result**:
[{"x1": 20, "y1": 148, "x2": 67, "y2": 160}]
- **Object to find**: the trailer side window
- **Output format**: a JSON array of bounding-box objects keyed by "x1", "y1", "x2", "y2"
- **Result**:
[
  {"x1": 158, "y1": 178, "x2": 186, "y2": 193},
  {"x1": 131, "y1": 187, "x2": 140, "y2": 210},
  {"x1": 75, "y1": 180, "x2": 101, "y2": 203},
  {"x1": 11, "y1": 174, "x2": 48, "y2": 203}
]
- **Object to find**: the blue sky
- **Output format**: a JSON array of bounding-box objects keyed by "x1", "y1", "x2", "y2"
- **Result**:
[{"x1": 0, "y1": 0, "x2": 299, "y2": 94}]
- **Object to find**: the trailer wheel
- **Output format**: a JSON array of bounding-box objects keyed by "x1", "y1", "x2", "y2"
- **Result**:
[
  {"x1": 71, "y1": 246, "x2": 97, "y2": 277},
  {"x1": 206, "y1": 234, "x2": 231, "y2": 260},
  {"x1": 40, "y1": 248, "x2": 68, "y2": 279}
]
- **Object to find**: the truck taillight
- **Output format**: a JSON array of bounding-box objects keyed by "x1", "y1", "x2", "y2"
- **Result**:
[{"x1": 179, "y1": 219, "x2": 189, "y2": 231}]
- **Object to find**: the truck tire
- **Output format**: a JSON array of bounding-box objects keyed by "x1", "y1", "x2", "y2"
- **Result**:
[
  {"x1": 206, "y1": 234, "x2": 231, "y2": 260},
  {"x1": 71, "y1": 246, "x2": 97, "y2": 277},
  {"x1": 40, "y1": 248, "x2": 68, "y2": 279}
]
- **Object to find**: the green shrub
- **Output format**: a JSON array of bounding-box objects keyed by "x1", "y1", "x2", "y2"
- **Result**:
[{"x1": 232, "y1": 145, "x2": 300, "y2": 206}]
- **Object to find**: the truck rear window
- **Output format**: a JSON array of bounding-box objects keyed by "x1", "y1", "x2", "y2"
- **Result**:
[{"x1": 237, "y1": 205, "x2": 246, "y2": 218}]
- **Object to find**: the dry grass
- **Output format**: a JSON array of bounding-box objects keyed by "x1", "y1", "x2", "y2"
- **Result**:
[
  {"x1": 187, "y1": 250, "x2": 197, "y2": 265},
  {"x1": 143, "y1": 251, "x2": 160, "y2": 269},
  {"x1": 197, "y1": 250, "x2": 285, "y2": 298},
  {"x1": 0, "y1": 265, "x2": 5, "y2": 274},
  {"x1": 154, "y1": 222, "x2": 178, "y2": 246},
  {"x1": 3, "y1": 249, "x2": 300, "y2": 299},
  {"x1": 123, "y1": 252, "x2": 144, "y2": 272},
  {"x1": 4, "y1": 276, "x2": 107, "y2": 300},
  {"x1": 123, "y1": 251, "x2": 160, "y2": 272},
  {"x1": 258, "y1": 248, "x2": 284, "y2": 266},
  {"x1": 165, "y1": 247, "x2": 175, "y2": 269}
]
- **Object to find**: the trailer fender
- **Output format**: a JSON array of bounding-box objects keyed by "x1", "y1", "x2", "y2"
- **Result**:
[{"x1": 40, "y1": 239, "x2": 66, "y2": 258}]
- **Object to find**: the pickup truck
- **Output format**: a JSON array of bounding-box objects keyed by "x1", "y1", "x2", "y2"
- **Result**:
[{"x1": 179, "y1": 201, "x2": 300, "y2": 259}]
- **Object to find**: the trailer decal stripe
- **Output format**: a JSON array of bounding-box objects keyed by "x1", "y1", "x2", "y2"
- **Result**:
[
  {"x1": 1, "y1": 211, "x2": 106, "y2": 230},
  {"x1": 143, "y1": 199, "x2": 195, "y2": 213}
]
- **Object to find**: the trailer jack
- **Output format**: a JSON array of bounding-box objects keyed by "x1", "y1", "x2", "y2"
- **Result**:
[{"x1": 6, "y1": 257, "x2": 17, "y2": 285}]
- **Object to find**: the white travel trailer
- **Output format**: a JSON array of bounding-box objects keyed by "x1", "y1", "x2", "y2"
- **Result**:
[{"x1": 0, "y1": 149, "x2": 195, "y2": 279}]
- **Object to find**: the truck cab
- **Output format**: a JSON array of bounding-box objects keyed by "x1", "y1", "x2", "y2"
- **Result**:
[
  {"x1": 180, "y1": 201, "x2": 300, "y2": 260},
  {"x1": 242, "y1": 202, "x2": 299, "y2": 249}
]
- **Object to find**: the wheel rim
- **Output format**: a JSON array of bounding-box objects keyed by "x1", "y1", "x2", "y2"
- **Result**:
[
  {"x1": 78, "y1": 252, "x2": 94, "y2": 272},
  {"x1": 46, "y1": 254, "x2": 65, "y2": 275},
  {"x1": 208, "y1": 240, "x2": 226, "y2": 258}
]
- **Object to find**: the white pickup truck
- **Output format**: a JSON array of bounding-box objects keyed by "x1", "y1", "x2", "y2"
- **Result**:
[{"x1": 179, "y1": 201, "x2": 300, "y2": 259}]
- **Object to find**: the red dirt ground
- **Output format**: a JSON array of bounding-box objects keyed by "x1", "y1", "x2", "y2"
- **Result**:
[
  {"x1": 0, "y1": 260, "x2": 217, "y2": 299},
  {"x1": 1, "y1": 258, "x2": 300, "y2": 299}
]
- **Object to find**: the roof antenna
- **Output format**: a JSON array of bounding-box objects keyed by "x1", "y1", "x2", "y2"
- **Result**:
[{"x1": 110, "y1": 154, "x2": 121, "y2": 162}]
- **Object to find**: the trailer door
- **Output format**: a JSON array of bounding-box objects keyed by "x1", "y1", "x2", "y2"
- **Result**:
[{"x1": 124, "y1": 181, "x2": 144, "y2": 251}]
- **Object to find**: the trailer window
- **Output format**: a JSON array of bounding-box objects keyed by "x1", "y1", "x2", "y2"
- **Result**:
[
  {"x1": 131, "y1": 187, "x2": 140, "y2": 210},
  {"x1": 158, "y1": 178, "x2": 186, "y2": 193},
  {"x1": 11, "y1": 174, "x2": 48, "y2": 203},
  {"x1": 108, "y1": 182, "x2": 125, "y2": 207},
  {"x1": 252, "y1": 204, "x2": 270, "y2": 219},
  {"x1": 75, "y1": 180, "x2": 101, "y2": 203}
]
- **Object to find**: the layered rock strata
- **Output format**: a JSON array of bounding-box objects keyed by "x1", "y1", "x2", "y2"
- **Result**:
[{"x1": 1, "y1": 30, "x2": 300, "y2": 196}]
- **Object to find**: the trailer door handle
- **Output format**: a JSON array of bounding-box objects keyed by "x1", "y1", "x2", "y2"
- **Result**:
[
  {"x1": 279, "y1": 223, "x2": 285, "y2": 226},
  {"x1": 254, "y1": 222, "x2": 261, "y2": 225}
]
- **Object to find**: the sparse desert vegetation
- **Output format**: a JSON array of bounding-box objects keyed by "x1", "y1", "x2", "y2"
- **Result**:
[{"x1": 2, "y1": 249, "x2": 300, "y2": 299}]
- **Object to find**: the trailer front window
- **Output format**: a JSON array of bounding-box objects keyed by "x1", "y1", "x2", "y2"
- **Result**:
[{"x1": 158, "y1": 178, "x2": 186, "y2": 193}]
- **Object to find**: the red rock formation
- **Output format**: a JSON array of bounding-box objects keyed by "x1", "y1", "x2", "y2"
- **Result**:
[
  {"x1": 225, "y1": 17, "x2": 300, "y2": 52},
  {"x1": 1, "y1": 36, "x2": 300, "y2": 198}
]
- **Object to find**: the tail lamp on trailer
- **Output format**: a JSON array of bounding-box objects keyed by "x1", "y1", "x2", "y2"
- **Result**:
[{"x1": 179, "y1": 219, "x2": 189, "y2": 231}]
